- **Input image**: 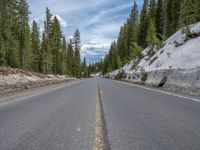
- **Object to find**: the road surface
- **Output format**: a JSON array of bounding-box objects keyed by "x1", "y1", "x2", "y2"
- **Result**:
[{"x1": 0, "y1": 78, "x2": 200, "y2": 150}]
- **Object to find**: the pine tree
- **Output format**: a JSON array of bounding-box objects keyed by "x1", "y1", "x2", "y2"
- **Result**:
[
  {"x1": 129, "y1": 42, "x2": 142, "y2": 59},
  {"x1": 117, "y1": 23, "x2": 129, "y2": 64},
  {"x1": 45, "y1": 8, "x2": 52, "y2": 37},
  {"x1": 0, "y1": 36, "x2": 6, "y2": 65},
  {"x1": 116, "y1": 55, "x2": 122, "y2": 69},
  {"x1": 138, "y1": 0, "x2": 149, "y2": 47},
  {"x1": 73, "y1": 29, "x2": 81, "y2": 78},
  {"x1": 0, "y1": 0, "x2": 19, "y2": 67},
  {"x1": 110, "y1": 41, "x2": 118, "y2": 70},
  {"x1": 51, "y1": 16, "x2": 62, "y2": 74},
  {"x1": 117, "y1": 26, "x2": 125, "y2": 62},
  {"x1": 31, "y1": 20, "x2": 42, "y2": 72},
  {"x1": 179, "y1": 0, "x2": 199, "y2": 27},
  {"x1": 42, "y1": 8, "x2": 53, "y2": 73},
  {"x1": 82, "y1": 57, "x2": 88, "y2": 78},
  {"x1": 165, "y1": 0, "x2": 183, "y2": 37},
  {"x1": 127, "y1": 2, "x2": 139, "y2": 61},
  {"x1": 41, "y1": 32, "x2": 47, "y2": 73},
  {"x1": 61, "y1": 36, "x2": 67, "y2": 74},
  {"x1": 156, "y1": 0, "x2": 165, "y2": 37},
  {"x1": 149, "y1": 0, "x2": 157, "y2": 22},
  {"x1": 146, "y1": 19, "x2": 160, "y2": 49},
  {"x1": 17, "y1": 0, "x2": 31, "y2": 70},
  {"x1": 196, "y1": 0, "x2": 200, "y2": 22},
  {"x1": 66, "y1": 39, "x2": 74, "y2": 76}
]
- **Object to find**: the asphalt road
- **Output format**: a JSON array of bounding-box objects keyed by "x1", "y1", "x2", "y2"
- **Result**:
[{"x1": 0, "y1": 78, "x2": 200, "y2": 150}]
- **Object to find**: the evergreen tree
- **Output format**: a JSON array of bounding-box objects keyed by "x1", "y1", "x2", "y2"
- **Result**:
[
  {"x1": 127, "y1": 2, "x2": 139, "y2": 61},
  {"x1": 146, "y1": 19, "x2": 160, "y2": 49},
  {"x1": 66, "y1": 39, "x2": 74, "y2": 76},
  {"x1": 51, "y1": 16, "x2": 62, "y2": 74},
  {"x1": 117, "y1": 23, "x2": 129, "y2": 64},
  {"x1": 156, "y1": 0, "x2": 165, "y2": 37},
  {"x1": 45, "y1": 8, "x2": 52, "y2": 37},
  {"x1": 117, "y1": 26, "x2": 125, "y2": 61},
  {"x1": 138, "y1": 0, "x2": 149, "y2": 47},
  {"x1": 116, "y1": 55, "x2": 122, "y2": 69},
  {"x1": 129, "y1": 42, "x2": 142, "y2": 59},
  {"x1": 165, "y1": 0, "x2": 183, "y2": 37},
  {"x1": 61, "y1": 36, "x2": 67, "y2": 74},
  {"x1": 82, "y1": 57, "x2": 88, "y2": 78},
  {"x1": 0, "y1": 0, "x2": 19, "y2": 67},
  {"x1": 110, "y1": 41, "x2": 118, "y2": 70},
  {"x1": 196, "y1": 0, "x2": 200, "y2": 22},
  {"x1": 73, "y1": 29, "x2": 81, "y2": 78},
  {"x1": 149, "y1": 0, "x2": 157, "y2": 22},
  {"x1": 0, "y1": 36, "x2": 6, "y2": 65},
  {"x1": 179, "y1": 0, "x2": 199, "y2": 27},
  {"x1": 31, "y1": 20, "x2": 42, "y2": 72},
  {"x1": 17, "y1": 0, "x2": 31, "y2": 70},
  {"x1": 42, "y1": 8, "x2": 53, "y2": 73}
]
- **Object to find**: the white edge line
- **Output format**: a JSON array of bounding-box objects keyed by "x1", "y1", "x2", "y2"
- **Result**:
[{"x1": 115, "y1": 80, "x2": 200, "y2": 103}]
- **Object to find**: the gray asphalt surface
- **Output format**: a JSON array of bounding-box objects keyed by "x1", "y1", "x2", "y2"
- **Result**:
[
  {"x1": 99, "y1": 79, "x2": 200, "y2": 150},
  {"x1": 0, "y1": 78, "x2": 200, "y2": 150},
  {"x1": 0, "y1": 79, "x2": 97, "y2": 150}
]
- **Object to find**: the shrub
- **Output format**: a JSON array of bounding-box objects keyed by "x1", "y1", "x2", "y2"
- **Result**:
[
  {"x1": 115, "y1": 69, "x2": 126, "y2": 80},
  {"x1": 140, "y1": 69, "x2": 148, "y2": 83},
  {"x1": 149, "y1": 56, "x2": 158, "y2": 66},
  {"x1": 182, "y1": 26, "x2": 200, "y2": 42},
  {"x1": 174, "y1": 41, "x2": 184, "y2": 47}
]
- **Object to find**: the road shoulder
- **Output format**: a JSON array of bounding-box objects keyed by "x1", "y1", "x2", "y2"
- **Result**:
[
  {"x1": 109, "y1": 79, "x2": 200, "y2": 103},
  {"x1": 0, "y1": 80, "x2": 82, "y2": 105}
]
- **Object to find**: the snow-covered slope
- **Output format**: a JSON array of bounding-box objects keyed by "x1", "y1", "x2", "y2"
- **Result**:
[
  {"x1": 138, "y1": 22, "x2": 200, "y2": 71},
  {"x1": 107, "y1": 22, "x2": 200, "y2": 95}
]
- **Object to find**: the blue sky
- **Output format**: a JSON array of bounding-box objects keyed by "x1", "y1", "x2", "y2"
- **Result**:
[{"x1": 28, "y1": 0, "x2": 143, "y2": 63}]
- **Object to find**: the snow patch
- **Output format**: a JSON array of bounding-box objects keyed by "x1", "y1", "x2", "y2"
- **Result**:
[{"x1": 107, "y1": 22, "x2": 200, "y2": 95}]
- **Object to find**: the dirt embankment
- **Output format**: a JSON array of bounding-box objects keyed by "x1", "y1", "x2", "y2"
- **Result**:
[{"x1": 0, "y1": 67, "x2": 77, "y2": 94}]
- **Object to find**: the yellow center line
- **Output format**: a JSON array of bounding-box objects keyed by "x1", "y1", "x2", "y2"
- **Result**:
[{"x1": 93, "y1": 87, "x2": 104, "y2": 150}]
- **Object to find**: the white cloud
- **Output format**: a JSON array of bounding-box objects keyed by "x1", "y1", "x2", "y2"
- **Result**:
[
  {"x1": 28, "y1": 0, "x2": 138, "y2": 63},
  {"x1": 91, "y1": 22, "x2": 122, "y2": 35},
  {"x1": 84, "y1": 3, "x2": 132, "y2": 27},
  {"x1": 30, "y1": 14, "x2": 68, "y2": 34},
  {"x1": 53, "y1": 15, "x2": 68, "y2": 27}
]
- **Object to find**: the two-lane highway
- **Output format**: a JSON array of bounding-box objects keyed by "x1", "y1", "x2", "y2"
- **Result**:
[{"x1": 0, "y1": 78, "x2": 200, "y2": 150}]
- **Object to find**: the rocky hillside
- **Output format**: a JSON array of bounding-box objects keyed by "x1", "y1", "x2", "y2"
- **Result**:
[
  {"x1": 0, "y1": 67, "x2": 76, "y2": 94},
  {"x1": 107, "y1": 22, "x2": 200, "y2": 95}
]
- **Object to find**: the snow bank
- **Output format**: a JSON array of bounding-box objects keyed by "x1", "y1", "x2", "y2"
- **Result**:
[
  {"x1": 134, "y1": 22, "x2": 200, "y2": 72},
  {"x1": 107, "y1": 22, "x2": 200, "y2": 95},
  {"x1": 0, "y1": 68, "x2": 77, "y2": 94}
]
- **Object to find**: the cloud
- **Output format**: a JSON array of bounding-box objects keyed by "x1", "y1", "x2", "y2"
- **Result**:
[
  {"x1": 28, "y1": 0, "x2": 141, "y2": 63},
  {"x1": 30, "y1": 14, "x2": 68, "y2": 34},
  {"x1": 53, "y1": 15, "x2": 68, "y2": 27},
  {"x1": 84, "y1": 3, "x2": 132, "y2": 27},
  {"x1": 81, "y1": 39, "x2": 111, "y2": 63},
  {"x1": 89, "y1": 22, "x2": 122, "y2": 36}
]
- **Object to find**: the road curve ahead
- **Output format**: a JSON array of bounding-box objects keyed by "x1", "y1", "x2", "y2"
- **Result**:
[{"x1": 0, "y1": 78, "x2": 200, "y2": 150}]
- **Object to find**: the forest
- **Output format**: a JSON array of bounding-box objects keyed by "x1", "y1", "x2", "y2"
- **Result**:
[
  {"x1": 0, "y1": 0, "x2": 89, "y2": 78},
  {"x1": 90, "y1": 0, "x2": 200, "y2": 74},
  {"x1": 1, "y1": 0, "x2": 200, "y2": 77}
]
